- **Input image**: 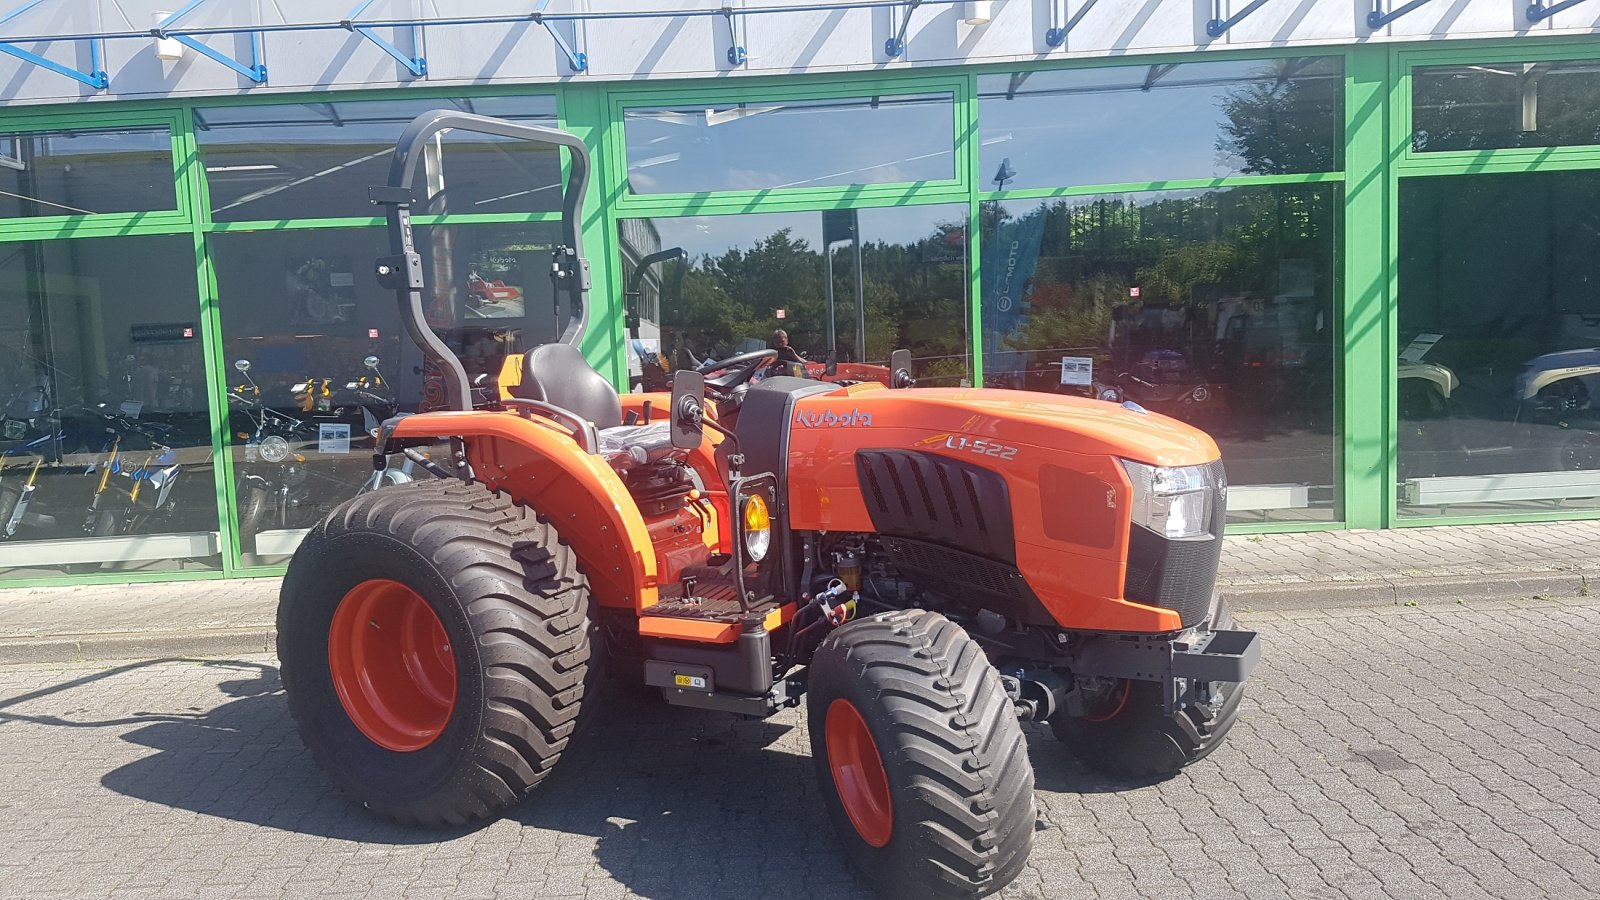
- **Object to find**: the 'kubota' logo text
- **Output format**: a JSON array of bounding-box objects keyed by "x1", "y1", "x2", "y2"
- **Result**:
[{"x1": 794, "y1": 408, "x2": 873, "y2": 428}]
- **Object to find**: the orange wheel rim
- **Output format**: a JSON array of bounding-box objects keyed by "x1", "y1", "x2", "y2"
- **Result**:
[
  {"x1": 328, "y1": 578, "x2": 457, "y2": 752},
  {"x1": 825, "y1": 699, "x2": 893, "y2": 847}
]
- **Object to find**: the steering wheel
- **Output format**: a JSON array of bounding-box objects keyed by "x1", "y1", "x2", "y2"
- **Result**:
[{"x1": 695, "y1": 349, "x2": 779, "y2": 394}]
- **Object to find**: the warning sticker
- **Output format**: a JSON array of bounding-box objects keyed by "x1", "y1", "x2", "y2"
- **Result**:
[{"x1": 674, "y1": 673, "x2": 708, "y2": 690}]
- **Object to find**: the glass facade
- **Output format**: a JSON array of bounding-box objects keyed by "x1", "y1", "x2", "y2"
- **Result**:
[
  {"x1": 1412, "y1": 59, "x2": 1600, "y2": 152},
  {"x1": 195, "y1": 97, "x2": 561, "y2": 221},
  {"x1": 0, "y1": 126, "x2": 176, "y2": 218},
  {"x1": 0, "y1": 43, "x2": 1596, "y2": 584},
  {"x1": 619, "y1": 206, "x2": 971, "y2": 388},
  {"x1": 978, "y1": 58, "x2": 1342, "y2": 190},
  {"x1": 1397, "y1": 169, "x2": 1600, "y2": 515},
  {"x1": 980, "y1": 185, "x2": 1341, "y2": 522},
  {"x1": 0, "y1": 234, "x2": 219, "y2": 577},
  {"x1": 622, "y1": 93, "x2": 956, "y2": 194}
]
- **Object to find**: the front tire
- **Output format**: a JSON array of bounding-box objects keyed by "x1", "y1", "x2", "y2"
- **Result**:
[
  {"x1": 807, "y1": 610, "x2": 1035, "y2": 899},
  {"x1": 278, "y1": 478, "x2": 593, "y2": 826},
  {"x1": 1051, "y1": 601, "x2": 1246, "y2": 777}
]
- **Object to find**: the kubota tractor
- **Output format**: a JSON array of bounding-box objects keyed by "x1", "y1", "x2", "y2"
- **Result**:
[{"x1": 278, "y1": 112, "x2": 1261, "y2": 899}]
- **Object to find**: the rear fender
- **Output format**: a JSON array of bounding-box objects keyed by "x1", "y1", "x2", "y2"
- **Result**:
[{"x1": 387, "y1": 411, "x2": 658, "y2": 610}]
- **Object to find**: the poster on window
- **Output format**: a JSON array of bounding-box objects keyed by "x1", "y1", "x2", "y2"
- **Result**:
[
  {"x1": 287, "y1": 257, "x2": 356, "y2": 325},
  {"x1": 1060, "y1": 356, "x2": 1093, "y2": 386},
  {"x1": 318, "y1": 423, "x2": 351, "y2": 455}
]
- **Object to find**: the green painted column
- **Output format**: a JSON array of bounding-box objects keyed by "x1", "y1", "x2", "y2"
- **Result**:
[
  {"x1": 1341, "y1": 46, "x2": 1393, "y2": 529},
  {"x1": 559, "y1": 84, "x2": 627, "y2": 388}
]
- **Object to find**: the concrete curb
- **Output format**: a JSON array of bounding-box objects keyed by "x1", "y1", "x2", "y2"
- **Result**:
[
  {"x1": 1222, "y1": 570, "x2": 1596, "y2": 611},
  {"x1": 3, "y1": 570, "x2": 1594, "y2": 664},
  {"x1": 0, "y1": 628, "x2": 276, "y2": 665}
]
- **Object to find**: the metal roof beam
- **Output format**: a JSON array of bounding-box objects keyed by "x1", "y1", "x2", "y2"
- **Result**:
[
  {"x1": 155, "y1": 2, "x2": 267, "y2": 83},
  {"x1": 0, "y1": 0, "x2": 107, "y2": 89},
  {"x1": 720, "y1": 6, "x2": 744, "y2": 67},
  {"x1": 1367, "y1": 0, "x2": 1434, "y2": 28},
  {"x1": 884, "y1": 0, "x2": 922, "y2": 58},
  {"x1": 1527, "y1": 0, "x2": 1593, "y2": 21},
  {"x1": 0, "y1": 39, "x2": 107, "y2": 89},
  {"x1": 532, "y1": 0, "x2": 587, "y2": 72},
  {"x1": 344, "y1": 0, "x2": 425, "y2": 77},
  {"x1": 1045, "y1": 0, "x2": 1099, "y2": 48},
  {"x1": 1205, "y1": 0, "x2": 1273, "y2": 38}
]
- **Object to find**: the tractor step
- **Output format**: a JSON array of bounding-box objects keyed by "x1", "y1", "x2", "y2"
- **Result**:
[{"x1": 646, "y1": 594, "x2": 778, "y2": 621}]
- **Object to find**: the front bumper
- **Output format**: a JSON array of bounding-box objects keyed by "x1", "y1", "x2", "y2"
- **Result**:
[{"x1": 1072, "y1": 625, "x2": 1260, "y2": 685}]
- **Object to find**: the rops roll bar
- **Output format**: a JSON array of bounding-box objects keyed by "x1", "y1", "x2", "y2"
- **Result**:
[
  {"x1": 370, "y1": 111, "x2": 592, "y2": 412},
  {"x1": 624, "y1": 246, "x2": 685, "y2": 340}
]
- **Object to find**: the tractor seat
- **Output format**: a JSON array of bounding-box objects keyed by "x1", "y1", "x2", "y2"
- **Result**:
[{"x1": 515, "y1": 343, "x2": 682, "y2": 469}]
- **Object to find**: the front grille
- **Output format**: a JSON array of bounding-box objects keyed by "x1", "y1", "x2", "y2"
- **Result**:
[{"x1": 856, "y1": 450, "x2": 1014, "y2": 564}]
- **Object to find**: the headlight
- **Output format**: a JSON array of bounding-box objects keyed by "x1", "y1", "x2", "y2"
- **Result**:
[
  {"x1": 741, "y1": 493, "x2": 771, "y2": 562},
  {"x1": 1121, "y1": 459, "x2": 1220, "y2": 539},
  {"x1": 259, "y1": 435, "x2": 291, "y2": 463}
]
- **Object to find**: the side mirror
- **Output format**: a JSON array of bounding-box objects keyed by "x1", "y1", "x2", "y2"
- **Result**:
[
  {"x1": 670, "y1": 370, "x2": 706, "y2": 450},
  {"x1": 824, "y1": 351, "x2": 838, "y2": 378},
  {"x1": 890, "y1": 349, "x2": 916, "y2": 389},
  {"x1": 233, "y1": 359, "x2": 251, "y2": 373},
  {"x1": 364, "y1": 355, "x2": 380, "y2": 370}
]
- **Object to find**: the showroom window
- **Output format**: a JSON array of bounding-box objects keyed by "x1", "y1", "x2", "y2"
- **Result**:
[
  {"x1": 977, "y1": 57, "x2": 1343, "y2": 191},
  {"x1": 211, "y1": 221, "x2": 560, "y2": 562},
  {"x1": 0, "y1": 234, "x2": 220, "y2": 578},
  {"x1": 1396, "y1": 169, "x2": 1600, "y2": 516},
  {"x1": 979, "y1": 186, "x2": 1341, "y2": 522},
  {"x1": 194, "y1": 96, "x2": 561, "y2": 222},
  {"x1": 618, "y1": 205, "x2": 971, "y2": 390},
  {"x1": 621, "y1": 93, "x2": 957, "y2": 194},
  {"x1": 977, "y1": 56, "x2": 1345, "y2": 525},
  {"x1": 0, "y1": 125, "x2": 177, "y2": 219},
  {"x1": 1412, "y1": 57, "x2": 1600, "y2": 153}
]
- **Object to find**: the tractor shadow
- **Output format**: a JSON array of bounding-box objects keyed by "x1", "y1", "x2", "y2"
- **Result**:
[
  {"x1": 0, "y1": 659, "x2": 472, "y2": 846},
  {"x1": 511, "y1": 688, "x2": 874, "y2": 899},
  {"x1": 4, "y1": 661, "x2": 1169, "y2": 898}
]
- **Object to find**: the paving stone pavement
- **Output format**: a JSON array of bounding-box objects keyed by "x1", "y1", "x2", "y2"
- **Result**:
[
  {"x1": 7, "y1": 521, "x2": 1600, "y2": 664},
  {"x1": 2, "y1": 596, "x2": 1597, "y2": 900}
]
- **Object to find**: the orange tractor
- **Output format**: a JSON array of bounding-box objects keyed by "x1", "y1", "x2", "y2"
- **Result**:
[{"x1": 279, "y1": 113, "x2": 1260, "y2": 899}]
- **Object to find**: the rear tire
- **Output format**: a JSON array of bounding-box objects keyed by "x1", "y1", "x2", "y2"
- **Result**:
[
  {"x1": 807, "y1": 610, "x2": 1035, "y2": 899},
  {"x1": 278, "y1": 478, "x2": 593, "y2": 826},
  {"x1": 1050, "y1": 600, "x2": 1245, "y2": 777}
]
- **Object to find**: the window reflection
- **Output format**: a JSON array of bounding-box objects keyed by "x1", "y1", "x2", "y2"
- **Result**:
[
  {"x1": 0, "y1": 235, "x2": 218, "y2": 576},
  {"x1": 623, "y1": 94, "x2": 956, "y2": 194},
  {"x1": 196, "y1": 96, "x2": 560, "y2": 222},
  {"x1": 1398, "y1": 170, "x2": 1600, "y2": 515},
  {"x1": 1413, "y1": 59, "x2": 1600, "y2": 153},
  {"x1": 0, "y1": 126, "x2": 175, "y2": 218},
  {"x1": 212, "y1": 222, "x2": 558, "y2": 560},
  {"x1": 978, "y1": 58, "x2": 1342, "y2": 191},
  {"x1": 618, "y1": 206, "x2": 970, "y2": 389},
  {"x1": 980, "y1": 185, "x2": 1340, "y2": 523}
]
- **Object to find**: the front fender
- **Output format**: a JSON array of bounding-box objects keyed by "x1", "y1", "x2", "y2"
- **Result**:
[{"x1": 387, "y1": 410, "x2": 658, "y2": 611}]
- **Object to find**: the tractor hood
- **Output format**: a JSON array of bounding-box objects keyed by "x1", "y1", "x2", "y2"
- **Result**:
[{"x1": 788, "y1": 387, "x2": 1219, "y2": 468}]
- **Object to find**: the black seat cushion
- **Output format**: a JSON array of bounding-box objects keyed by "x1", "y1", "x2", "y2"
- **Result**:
[{"x1": 514, "y1": 343, "x2": 623, "y2": 430}]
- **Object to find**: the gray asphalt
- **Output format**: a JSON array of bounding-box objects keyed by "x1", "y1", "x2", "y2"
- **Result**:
[{"x1": 1, "y1": 596, "x2": 1597, "y2": 899}]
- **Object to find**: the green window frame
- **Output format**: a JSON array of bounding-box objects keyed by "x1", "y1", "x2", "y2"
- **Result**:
[
  {"x1": 0, "y1": 107, "x2": 194, "y2": 240},
  {"x1": 968, "y1": 48, "x2": 1355, "y2": 534},
  {"x1": 1384, "y1": 37, "x2": 1600, "y2": 530},
  {"x1": 605, "y1": 76, "x2": 973, "y2": 217}
]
